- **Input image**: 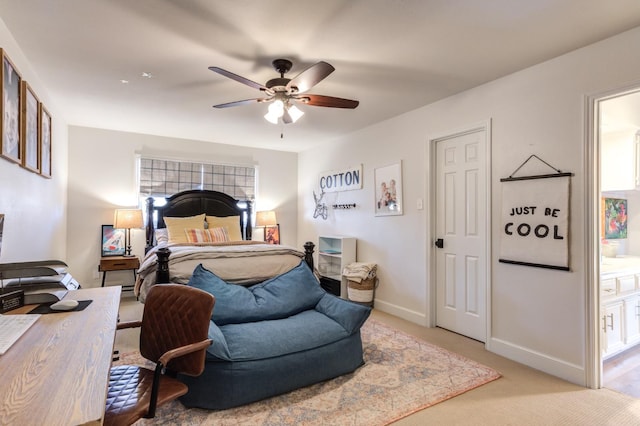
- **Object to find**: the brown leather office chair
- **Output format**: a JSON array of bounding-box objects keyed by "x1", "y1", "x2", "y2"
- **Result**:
[{"x1": 104, "y1": 284, "x2": 214, "y2": 426}]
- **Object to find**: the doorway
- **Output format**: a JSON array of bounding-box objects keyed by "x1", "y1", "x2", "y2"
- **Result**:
[
  {"x1": 590, "y1": 86, "x2": 640, "y2": 396},
  {"x1": 430, "y1": 122, "x2": 490, "y2": 342}
]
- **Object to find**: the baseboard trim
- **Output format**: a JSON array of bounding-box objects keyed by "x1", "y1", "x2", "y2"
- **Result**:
[
  {"x1": 373, "y1": 299, "x2": 428, "y2": 326},
  {"x1": 490, "y1": 337, "x2": 586, "y2": 386}
]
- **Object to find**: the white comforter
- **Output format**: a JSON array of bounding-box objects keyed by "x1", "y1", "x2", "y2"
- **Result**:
[{"x1": 135, "y1": 242, "x2": 305, "y2": 302}]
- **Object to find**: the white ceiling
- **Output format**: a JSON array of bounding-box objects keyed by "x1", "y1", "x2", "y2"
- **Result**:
[{"x1": 2, "y1": 0, "x2": 640, "y2": 152}]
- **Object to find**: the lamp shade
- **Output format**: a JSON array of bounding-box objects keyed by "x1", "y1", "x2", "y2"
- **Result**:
[
  {"x1": 114, "y1": 209, "x2": 144, "y2": 229},
  {"x1": 255, "y1": 210, "x2": 277, "y2": 226},
  {"x1": 287, "y1": 104, "x2": 304, "y2": 123}
]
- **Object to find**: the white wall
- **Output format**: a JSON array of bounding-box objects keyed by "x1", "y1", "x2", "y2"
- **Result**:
[
  {"x1": 298, "y1": 26, "x2": 640, "y2": 385},
  {"x1": 0, "y1": 18, "x2": 68, "y2": 263},
  {"x1": 66, "y1": 126, "x2": 298, "y2": 287}
]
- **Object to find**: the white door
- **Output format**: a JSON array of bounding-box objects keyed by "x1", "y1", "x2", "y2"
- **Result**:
[{"x1": 434, "y1": 128, "x2": 487, "y2": 342}]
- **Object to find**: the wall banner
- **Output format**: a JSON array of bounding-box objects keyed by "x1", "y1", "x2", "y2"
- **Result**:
[
  {"x1": 499, "y1": 173, "x2": 572, "y2": 271},
  {"x1": 318, "y1": 164, "x2": 363, "y2": 193}
]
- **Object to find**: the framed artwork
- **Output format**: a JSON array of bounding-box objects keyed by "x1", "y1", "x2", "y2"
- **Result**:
[
  {"x1": 40, "y1": 104, "x2": 51, "y2": 178},
  {"x1": 21, "y1": 81, "x2": 40, "y2": 173},
  {"x1": 374, "y1": 162, "x2": 403, "y2": 216},
  {"x1": 264, "y1": 224, "x2": 280, "y2": 245},
  {"x1": 101, "y1": 224, "x2": 126, "y2": 257},
  {"x1": 603, "y1": 197, "x2": 627, "y2": 240},
  {"x1": 0, "y1": 49, "x2": 22, "y2": 165}
]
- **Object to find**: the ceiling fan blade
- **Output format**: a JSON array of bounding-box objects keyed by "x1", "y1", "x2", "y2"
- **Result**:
[
  {"x1": 208, "y1": 66, "x2": 267, "y2": 91},
  {"x1": 286, "y1": 61, "x2": 335, "y2": 93},
  {"x1": 298, "y1": 94, "x2": 359, "y2": 109},
  {"x1": 213, "y1": 98, "x2": 266, "y2": 108}
]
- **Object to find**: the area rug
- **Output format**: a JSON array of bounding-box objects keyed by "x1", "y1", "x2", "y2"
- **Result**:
[{"x1": 121, "y1": 318, "x2": 500, "y2": 425}]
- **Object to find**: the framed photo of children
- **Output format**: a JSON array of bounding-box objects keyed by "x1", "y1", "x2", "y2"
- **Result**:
[
  {"x1": 101, "y1": 224, "x2": 126, "y2": 257},
  {"x1": 1, "y1": 49, "x2": 22, "y2": 165},
  {"x1": 375, "y1": 162, "x2": 403, "y2": 216},
  {"x1": 21, "y1": 81, "x2": 40, "y2": 173},
  {"x1": 40, "y1": 104, "x2": 51, "y2": 178}
]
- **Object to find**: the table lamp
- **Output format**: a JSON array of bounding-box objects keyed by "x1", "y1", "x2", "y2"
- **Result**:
[
  {"x1": 256, "y1": 210, "x2": 279, "y2": 244},
  {"x1": 114, "y1": 208, "x2": 144, "y2": 256}
]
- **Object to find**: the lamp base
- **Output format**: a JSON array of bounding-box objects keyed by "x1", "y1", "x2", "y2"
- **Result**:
[{"x1": 124, "y1": 241, "x2": 134, "y2": 257}]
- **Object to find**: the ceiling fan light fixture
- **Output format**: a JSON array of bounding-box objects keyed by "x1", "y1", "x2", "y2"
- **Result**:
[
  {"x1": 264, "y1": 111, "x2": 279, "y2": 124},
  {"x1": 268, "y1": 99, "x2": 284, "y2": 116},
  {"x1": 265, "y1": 99, "x2": 285, "y2": 124},
  {"x1": 287, "y1": 104, "x2": 304, "y2": 123}
]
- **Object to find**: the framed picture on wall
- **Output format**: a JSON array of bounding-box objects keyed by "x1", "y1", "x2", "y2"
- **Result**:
[
  {"x1": 21, "y1": 81, "x2": 40, "y2": 173},
  {"x1": 101, "y1": 224, "x2": 126, "y2": 257},
  {"x1": 0, "y1": 49, "x2": 22, "y2": 165},
  {"x1": 374, "y1": 162, "x2": 403, "y2": 216},
  {"x1": 603, "y1": 197, "x2": 627, "y2": 240},
  {"x1": 40, "y1": 103, "x2": 52, "y2": 178}
]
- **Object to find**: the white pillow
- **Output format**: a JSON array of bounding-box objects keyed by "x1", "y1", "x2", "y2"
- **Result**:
[{"x1": 155, "y1": 228, "x2": 168, "y2": 244}]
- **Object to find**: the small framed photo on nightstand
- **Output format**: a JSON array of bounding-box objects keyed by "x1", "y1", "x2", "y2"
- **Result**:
[
  {"x1": 264, "y1": 224, "x2": 280, "y2": 245},
  {"x1": 101, "y1": 224, "x2": 125, "y2": 257}
]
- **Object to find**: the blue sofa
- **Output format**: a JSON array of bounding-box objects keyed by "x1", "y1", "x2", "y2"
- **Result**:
[{"x1": 178, "y1": 261, "x2": 371, "y2": 410}]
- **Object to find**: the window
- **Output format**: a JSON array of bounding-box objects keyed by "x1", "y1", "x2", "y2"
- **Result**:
[
  {"x1": 138, "y1": 156, "x2": 256, "y2": 234},
  {"x1": 138, "y1": 157, "x2": 256, "y2": 200}
]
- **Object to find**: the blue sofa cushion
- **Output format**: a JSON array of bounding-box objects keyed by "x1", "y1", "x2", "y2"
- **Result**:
[
  {"x1": 188, "y1": 261, "x2": 326, "y2": 325},
  {"x1": 315, "y1": 294, "x2": 371, "y2": 334},
  {"x1": 211, "y1": 310, "x2": 352, "y2": 361},
  {"x1": 206, "y1": 321, "x2": 232, "y2": 361}
]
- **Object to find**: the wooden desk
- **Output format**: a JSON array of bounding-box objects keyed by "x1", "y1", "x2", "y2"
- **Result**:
[{"x1": 0, "y1": 286, "x2": 121, "y2": 425}]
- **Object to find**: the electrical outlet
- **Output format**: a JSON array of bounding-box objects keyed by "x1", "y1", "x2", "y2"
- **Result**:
[
  {"x1": 417, "y1": 198, "x2": 424, "y2": 210},
  {"x1": 93, "y1": 266, "x2": 100, "y2": 279}
]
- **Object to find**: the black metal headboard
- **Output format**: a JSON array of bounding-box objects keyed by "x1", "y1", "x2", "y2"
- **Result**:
[{"x1": 145, "y1": 190, "x2": 252, "y2": 251}]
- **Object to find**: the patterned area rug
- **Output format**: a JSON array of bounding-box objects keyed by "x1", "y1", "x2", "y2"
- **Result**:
[{"x1": 122, "y1": 318, "x2": 500, "y2": 425}]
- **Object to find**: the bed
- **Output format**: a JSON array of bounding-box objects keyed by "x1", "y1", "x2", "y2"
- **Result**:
[{"x1": 136, "y1": 189, "x2": 315, "y2": 302}]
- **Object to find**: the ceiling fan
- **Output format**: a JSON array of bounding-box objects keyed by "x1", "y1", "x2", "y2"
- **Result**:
[{"x1": 208, "y1": 59, "x2": 359, "y2": 124}]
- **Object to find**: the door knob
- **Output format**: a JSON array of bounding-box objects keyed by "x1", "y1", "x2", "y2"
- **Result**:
[{"x1": 435, "y1": 238, "x2": 444, "y2": 248}]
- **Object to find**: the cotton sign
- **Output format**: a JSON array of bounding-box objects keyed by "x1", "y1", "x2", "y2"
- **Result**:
[{"x1": 318, "y1": 165, "x2": 363, "y2": 193}]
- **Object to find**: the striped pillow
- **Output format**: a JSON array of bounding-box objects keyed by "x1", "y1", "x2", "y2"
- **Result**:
[{"x1": 184, "y1": 227, "x2": 230, "y2": 243}]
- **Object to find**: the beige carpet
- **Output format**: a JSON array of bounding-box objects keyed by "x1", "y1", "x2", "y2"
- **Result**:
[{"x1": 122, "y1": 317, "x2": 500, "y2": 425}]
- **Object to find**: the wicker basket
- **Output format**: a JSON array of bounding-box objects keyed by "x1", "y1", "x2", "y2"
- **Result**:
[{"x1": 347, "y1": 277, "x2": 377, "y2": 307}]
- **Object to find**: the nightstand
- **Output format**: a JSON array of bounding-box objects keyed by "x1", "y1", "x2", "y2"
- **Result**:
[{"x1": 99, "y1": 256, "x2": 140, "y2": 292}]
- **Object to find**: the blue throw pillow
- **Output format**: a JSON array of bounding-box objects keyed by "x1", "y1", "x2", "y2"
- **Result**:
[{"x1": 188, "y1": 261, "x2": 326, "y2": 325}]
